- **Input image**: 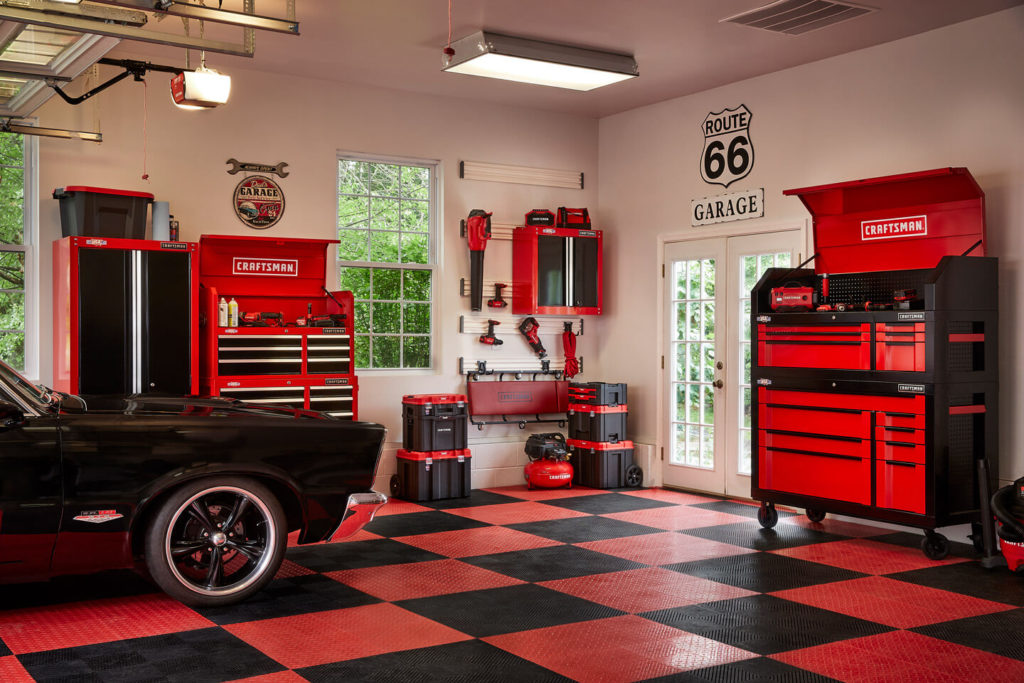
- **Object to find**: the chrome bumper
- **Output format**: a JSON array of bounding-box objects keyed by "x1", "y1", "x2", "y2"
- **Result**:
[{"x1": 328, "y1": 491, "x2": 388, "y2": 542}]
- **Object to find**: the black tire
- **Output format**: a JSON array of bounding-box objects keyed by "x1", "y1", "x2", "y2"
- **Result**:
[
  {"x1": 806, "y1": 508, "x2": 826, "y2": 523},
  {"x1": 144, "y1": 476, "x2": 286, "y2": 607},
  {"x1": 921, "y1": 532, "x2": 950, "y2": 560},
  {"x1": 625, "y1": 465, "x2": 643, "y2": 488},
  {"x1": 757, "y1": 503, "x2": 779, "y2": 529},
  {"x1": 390, "y1": 474, "x2": 401, "y2": 498}
]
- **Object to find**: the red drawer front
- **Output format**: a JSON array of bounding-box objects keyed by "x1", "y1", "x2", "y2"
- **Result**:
[
  {"x1": 875, "y1": 340, "x2": 926, "y2": 372},
  {"x1": 759, "y1": 447, "x2": 871, "y2": 505},
  {"x1": 759, "y1": 388, "x2": 926, "y2": 414},
  {"x1": 759, "y1": 405, "x2": 870, "y2": 439},
  {"x1": 876, "y1": 323, "x2": 926, "y2": 334},
  {"x1": 759, "y1": 341, "x2": 871, "y2": 370},
  {"x1": 877, "y1": 411, "x2": 926, "y2": 429},
  {"x1": 760, "y1": 430, "x2": 870, "y2": 458},
  {"x1": 875, "y1": 425, "x2": 925, "y2": 445},
  {"x1": 875, "y1": 460, "x2": 926, "y2": 514},
  {"x1": 763, "y1": 325, "x2": 868, "y2": 335},
  {"x1": 875, "y1": 332, "x2": 925, "y2": 343},
  {"x1": 876, "y1": 440, "x2": 926, "y2": 465}
]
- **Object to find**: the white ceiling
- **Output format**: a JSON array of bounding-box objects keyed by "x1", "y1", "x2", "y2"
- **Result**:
[{"x1": 110, "y1": 0, "x2": 1024, "y2": 118}]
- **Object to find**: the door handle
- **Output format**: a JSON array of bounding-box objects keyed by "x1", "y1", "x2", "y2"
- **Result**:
[{"x1": 713, "y1": 379, "x2": 724, "y2": 389}]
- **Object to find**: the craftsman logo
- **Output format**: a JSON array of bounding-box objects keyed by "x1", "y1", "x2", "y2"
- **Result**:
[
  {"x1": 227, "y1": 382, "x2": 241, "y2": 387},
  {"x1": 898, "y1": 384, "x2": 926, "y2": 393},
  {"x1": 861, "y1": 215, "x2": 927, "y2": 241},
  {"x1": 542, "y1": 228, "x2": 557, "y2": 234},
  {"x1": 498, "y1": 392, "x2": 531, "y2": 402},
  {"x1": 322, "y1": 328, "x2": 346, "y2": 335},
  {"x1": 160, "y1": 242, "x2": 188, "y2": 250},
  {"x1": 232, "y1": 257, "x2": 299, "y2": 276},
  {"x1": 756, "y1": 378, "x2": 772, "y2": 386},
  {"x1": 578, "y1": 230, "x2": 597, "y2": 236},
  {"x1": 84, "y1": 239, "x2": 108, "y2": 246},
  {"x1": 898, "y1": 312, "x2": 926, "y2": 320},
  {"x1": 324, "y1": 378, "x2": 349, "y2": 385},
  {"x1": 548, "y1": 474, "x2": 571, "y2": 480},
  {"x1": 233, "y1": 174, "x2": 285, "y2": 229},
  {"x1": 756, "y1": 315, "x2": 772, "y2": 323},
  {"x1": 700, "y1": 104, "x2": 754, "y2": 188},
  {"x1": 73, "y1": 509, "x2": 123, "y2": 524}
]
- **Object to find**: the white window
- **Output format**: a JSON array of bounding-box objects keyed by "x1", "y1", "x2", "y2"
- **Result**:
[
  {"x1": 336, "y1": 155, "x2": 436, "y2": 369},
  {"x1": 0, "y1": 131, "x2": 35, "y2": 375}
]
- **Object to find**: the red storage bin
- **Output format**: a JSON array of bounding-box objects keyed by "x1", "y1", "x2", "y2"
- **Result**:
[
  {"x1": 402, "y1": 394, "x2": 469, "y2": 452},
  {"x1": 53, "y1": 186, "x2": 153, "y2": 239}
]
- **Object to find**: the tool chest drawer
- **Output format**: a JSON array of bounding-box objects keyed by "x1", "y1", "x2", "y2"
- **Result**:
[
  {"x1": 759, "y1": 448, "x2": 871, "y2": 505},
  {"x1": 875, "y1": 323, "x2": 926, "y2": 372},
  {"x1": 758, "y1": 324, "x2": 871, "y2": 370},
  {"x1": 875, "y1": 425, "x2": 925, "y2": 445},
  {"x1": 875, "y1": 459, "x2": 926, "y2": 514},
  {"x1": 759, "y1": 405, "x2": 870, "y2": 439},
  {"x1": 876, "y1": 440, "x2": 926, "y2": 465},
  {"x1": 760, "y1": 430, "x2": 870, "y2": 459},
  {"x1": 877, "y1": 411, "x2": 927, "y2": 429},
  {"x1": 308, "y1": 385, "x2": 355, "y2": 419},
  {"x1": 218, "y1": 384, "x2": 306, "y2": 409},
  {"x1": 758, "y1": 388, "x2": 926, "y2": 415},
  {"x1": 307, "y1": 334, "x2": 351, "y2": 374}
]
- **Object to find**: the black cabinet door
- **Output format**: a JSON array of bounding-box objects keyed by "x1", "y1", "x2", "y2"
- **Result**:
[
  {"x1": 572, "y1": 236, "x2": 600, "y2": 308},
  {"x1": 142, "y1": 250, "x2": 191, "y2": 394},
  {"x1": 537, "y1": 235, "x2": 567, "y2": 307},
  {"x1": 78, "y1": 248, "x2": 131, "y2": 394}
]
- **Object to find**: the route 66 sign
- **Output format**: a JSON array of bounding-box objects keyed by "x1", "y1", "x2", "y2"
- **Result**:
[{"x1": 700, "y1": 104, "x2": 754, "y2": 188}]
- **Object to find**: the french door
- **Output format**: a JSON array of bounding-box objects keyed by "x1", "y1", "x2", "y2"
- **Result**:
[{"x1": 663, "y1": 230, "x2": 802, "y2": 497}]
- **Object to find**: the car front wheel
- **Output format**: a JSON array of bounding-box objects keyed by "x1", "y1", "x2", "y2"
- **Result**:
[{"x1": 144, "y1": 476, "x2": 286, "y2": 606}]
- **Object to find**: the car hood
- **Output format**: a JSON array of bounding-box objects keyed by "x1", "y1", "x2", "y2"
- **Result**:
[{"x1": 59, "y1": 393, "x2": 324, "y2": 419}]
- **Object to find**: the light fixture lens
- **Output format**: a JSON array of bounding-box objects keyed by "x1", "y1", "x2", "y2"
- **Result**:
[
  {"x1": 170, "y1": 67, "x2": 231, "y2": 109},
  {"x1": 445, "y1": 53, "x2": 635, "y2": 91}
]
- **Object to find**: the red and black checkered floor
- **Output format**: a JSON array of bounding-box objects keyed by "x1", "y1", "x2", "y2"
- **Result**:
[{"x1": 2, "y1": 486, "x2": 1024, "y2": 682}]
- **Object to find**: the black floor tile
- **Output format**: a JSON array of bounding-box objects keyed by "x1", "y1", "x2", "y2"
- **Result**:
[
  {"x1": 680, "y1": 521, "x2": 847, "y2": 551},
  {"x1": 196, "y1": 574, "x2": 380, "y2": 625},
  {"x1": 913, "y1": 609, "x2": 1024, "y2": 661},
  {"x1": 640, "y1": 594, "x2": 892, "y2": 655},
  {"x1": 0, "y1": 638, "x2": 10, "y2": 657},
  {"x1": 644, "y1": 655, "x2": 842, "y2": 682},
  {"x1": 298, "y1": 638, "x2": 573, "y2": 682},
  {"x1": 286, "y1": 538, "x2": 445, "y2": 572},
  {"x1": 17, "y1": 627, "x2": 283, "y2": 683},
  {"x1": 0, "y1": 570, "x2": 157, "y2": 610},
  {"x1": 419, "y1": 490, "x2": 523, "y2": 509},
  {"x1": 665, "y1": 551, "x2": 867, "y2": 593},
  {"x1": 687, "y1": 500, "x2": 797, "y2": 520},
  {"x1": 506, "y1": 516, "x2": 663, "y2": 543},
  {"x1": 396, "y1": 584, "x2": 623, "y2": 637},
  {"x1": 540, "y1": 492, "x2": 675, "y2": 515},
  {"x1": 888, "y1": 561, "x2": 1024, "y2": 607},
  {"x1": 870, "y1": 531, "x2": 977, "y2": 558},
  {"x1": 462, "y1": 545, "x2": 646, "y2": 582},
  {"x1": 365, "y1": 510, "x2": 490, "y2": 537}
]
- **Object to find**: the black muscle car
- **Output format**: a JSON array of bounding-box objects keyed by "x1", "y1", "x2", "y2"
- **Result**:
[{"x1": 0, "y1": 360, "x2": 386, "y2": 606}]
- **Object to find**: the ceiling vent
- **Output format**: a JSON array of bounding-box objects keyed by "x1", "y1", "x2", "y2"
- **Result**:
[{"x1": 722, "y1": 0, "x2": 876, "y2": 35}]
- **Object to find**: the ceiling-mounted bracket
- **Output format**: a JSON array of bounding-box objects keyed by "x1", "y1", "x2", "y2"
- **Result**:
[{"x1": 48, "y1": 57, "x2": 186, "y2": 105}]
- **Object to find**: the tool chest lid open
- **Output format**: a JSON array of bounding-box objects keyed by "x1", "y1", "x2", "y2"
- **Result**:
[{"x1": 199, "y1": 234, "x2": 338, "y2": 297}]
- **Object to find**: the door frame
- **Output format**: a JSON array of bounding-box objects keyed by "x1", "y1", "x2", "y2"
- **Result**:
[{"x1": 655, "y1": 220, "x2": 810, "y2": 492}]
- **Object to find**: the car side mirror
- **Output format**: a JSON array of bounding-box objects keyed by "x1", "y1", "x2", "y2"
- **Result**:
[{"x1": 0, "y1": 400, "x2": 25, "y2": 430}]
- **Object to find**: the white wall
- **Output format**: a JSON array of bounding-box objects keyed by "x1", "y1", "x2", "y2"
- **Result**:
[
  {"x1": 35, "y1": 64, "x2": 598, "y2": 490},
  {"x1": 596, "y1": 7, "x2": 1024, "y2": 485}
]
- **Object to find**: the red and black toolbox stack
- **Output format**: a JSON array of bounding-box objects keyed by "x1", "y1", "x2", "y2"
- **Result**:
[
  {"x1": 392, "y1": 394, "x2": 471, "y2": 501},
  {"x1": 752, "y1": 168, "x2": 998, "y2": 559},
  {"x1": 567, "y1": 382, "x2": 641, "y2": 488}
]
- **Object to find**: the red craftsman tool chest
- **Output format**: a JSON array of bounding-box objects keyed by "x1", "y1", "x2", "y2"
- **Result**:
[
  {"x1": 393, "y1": 449, "x2": 472, "y2": 501},
  {"x1": 752, "y1": 168, "x2": 998, "y2": 559},
  {"x1": 402, "y1": 394, "x2": 469, "y2": 451}
]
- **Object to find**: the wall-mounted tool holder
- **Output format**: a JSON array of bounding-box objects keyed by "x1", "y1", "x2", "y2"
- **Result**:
[
  {"x1": 513, "y1": 225, "x2": 602, "y2": 315},
  {"x1": 464, "y1": 373, "x2": 569, "y2": 430}
]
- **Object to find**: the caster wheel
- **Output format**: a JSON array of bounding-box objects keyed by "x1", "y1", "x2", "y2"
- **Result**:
[
  {"x1": 625, "y1": 465, "x2": 643, "y2": 488},
  {"x1": 757, "y1": 503, "x2": 779, "y2": 529},
  {"x1": 389, "y1": 474, "x2": 400, "y2": 497},
  {"x1": 969, "y1": 522, "x2": 985, "y2": 553},
  {"x1": 922, "y1": 532, "x2": 950, "y2": 560},
  {"x1": 806, "y1": 509, "x2": 826, "y2": 523}
]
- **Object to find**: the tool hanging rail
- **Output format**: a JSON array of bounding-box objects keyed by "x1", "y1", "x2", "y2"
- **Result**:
[{"x1": 464, "y1": 373, "x2": 570, "y2": 430}]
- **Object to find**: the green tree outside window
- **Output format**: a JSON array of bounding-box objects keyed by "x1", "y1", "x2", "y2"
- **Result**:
[{"x1": 0, "y1": 133, "x2": 26, "y2": 371}]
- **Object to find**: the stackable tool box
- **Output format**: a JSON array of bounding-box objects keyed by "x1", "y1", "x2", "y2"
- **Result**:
[
  {"x1": 568, "y1": 403, "x2": 628, "y2": 443},
  {"x1": 569, "y1": 381, "x2": 627, "y2": 406},
  {"x1": 568, "y1": 439, "x2": 640, "y2": 488},
  {"x1": 402, "y1": 394, "x2": 469, "y2": 451},
  {"x1": 393, "y1": 449, "x2": 472, "y2": 501},
  {"x1": 752, "y1": 168, "x2": 998, "y2": 558}
]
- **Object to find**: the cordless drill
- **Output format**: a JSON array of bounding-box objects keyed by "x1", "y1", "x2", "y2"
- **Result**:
[
  {"x1": 518, "y1": 317, "x2": 546, "y2": 358},
  {"x1": 466, "y1": 209, "x2": 492, "y2": 311},
  {"x1": 488, "y1": 283, "x2": 508, "y2": 308},
  {"x1": 479, "y1": 320, "x2": 503, "y2": 345}
]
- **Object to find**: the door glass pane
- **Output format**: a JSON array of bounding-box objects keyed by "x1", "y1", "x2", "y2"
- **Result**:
[{"x1": 670, "y1": 257, "x2": 716, "y2": 470}]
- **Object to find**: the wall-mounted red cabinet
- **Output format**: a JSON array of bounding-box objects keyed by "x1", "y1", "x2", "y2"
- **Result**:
[{"x1": 512, "y1": 226, "x2": 602, "y2": 315}]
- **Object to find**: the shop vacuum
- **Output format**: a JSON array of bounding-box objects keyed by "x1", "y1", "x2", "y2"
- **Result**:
[
  {"x1": 991, "y1": 475, "x2": 1024, "y2": 572},
  {"x1": 523, "y1": 433, "x2": 573, "y2": 489}
]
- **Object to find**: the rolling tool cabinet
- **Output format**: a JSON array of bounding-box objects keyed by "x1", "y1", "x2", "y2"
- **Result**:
[{"x1": 752, "y1": 168, "x2": 998, "y2": 559}]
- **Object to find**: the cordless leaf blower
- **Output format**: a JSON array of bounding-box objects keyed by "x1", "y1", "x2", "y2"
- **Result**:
[{"x1": 466, "y1": 209, "x2": 492, "y2": 311}]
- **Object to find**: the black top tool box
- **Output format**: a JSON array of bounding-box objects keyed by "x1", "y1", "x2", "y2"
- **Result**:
[
  {"x1": 569, "y1": 382, "x2": 627, "y2": 406},
  {"x1": 402, "y1": 394, "x2": 469, "y2": 451},
  {"x1": 568, "y1": 403, "x2": 628, "y2": 443},
  {"x1": 393, "y1": 449, "x2": 472, "y2": 502},
  {"x1": 568, "y1": 439, "x2": 637, "y2": 488}
]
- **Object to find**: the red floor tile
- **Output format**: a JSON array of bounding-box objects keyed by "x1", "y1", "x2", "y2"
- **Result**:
[
  {"x1": 771, "y1": 538, "x2": 971, "y2": 575},
  {"x1": 0, "y1": 656, "x2": 33, "y2": 683},
  {"x1": 772, "y1": 630, "x2": 1024, "y2": 683},
  {"x1": 579, "y1": 531, "x2": 756, "y2": 566},
  {"x1": 619, "y1": 488, "x2": 719, "y2": 505},
  {"x1": 779, "y1": 515, "x2": 893, "y2": 538},
  {"x1": 444, "y1": 500, "x2": 590, "y2": 525},
  {"x1": 539, "y1": 567, "x2": 756, "y2": 613},
  {"x1": 225, "y1": 602, "x2": 472, "y2": 669},
  {"x1": 393, "y1": 525, "x2": 562, "y2": 558},
  {"x1": 226, "y1": 671, "x2": 308, "y2": 683},
  {"x1": 327, "y1": 558, "x2": 525, "y2": 601},
  {"x1": 0, "y1": 595, "x2": 213, "y2": 654},
  {"x1": 274, "y1": 559, "x2": 318, "y2": 580},
  {"x1": 483, "y1": 485, "x2": 609, "y2": 501},
  {"x1": 485, "y1": 614, "x2": 756, "y2": 682},
  {"x1": 375, "y1": 500, "x2": 434, "y2": 516},
  {"x1": 772, "y1": 576, "x2": 1016, "y2": 629},
  {"x1": 603, "y1": 505, "x2": 750, "y2": 531}
]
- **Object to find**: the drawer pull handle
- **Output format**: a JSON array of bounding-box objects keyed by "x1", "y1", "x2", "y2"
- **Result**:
[
  {"x1": 766, "y1": 447, "x2": 862, "y2": 462},
  {"x1": 883, "y1": 460, "x2": 918, "y2": 468}
]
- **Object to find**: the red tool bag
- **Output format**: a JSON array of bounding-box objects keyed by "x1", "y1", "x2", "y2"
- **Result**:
[{"x1": 556, "y1": 207, "x2": 591, "y2": 228}]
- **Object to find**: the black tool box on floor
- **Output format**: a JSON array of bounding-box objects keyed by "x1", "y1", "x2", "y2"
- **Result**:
[
  {"x1": 568, "y1": 439, "x2": 639, "y2": 488},
  {"x1": 402, "y1": 394, "x2": 469, "y2": 451},
  {"x1": 568, "y1": 403, "x2": 628, "y2": 443},
  {"x1": 393, "y1": 449, "x2": 472, "y2": 501},
  {"x1": 569, "y1": 381, "x2": 627, "y2": 406}
]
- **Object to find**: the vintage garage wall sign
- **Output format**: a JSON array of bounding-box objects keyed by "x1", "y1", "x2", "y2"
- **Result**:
[
  {"x1": 691, "y1": 188, "x2": 765, "y2": 226},
  {"x1": 233, "y1": 174, "x2": 285, "y2": 229},
  {"x1": 700, "y1": 104, "x2": 754, "y2": 188}
]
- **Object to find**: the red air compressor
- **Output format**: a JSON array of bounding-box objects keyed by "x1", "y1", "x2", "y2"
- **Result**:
[
  {"x1": 523, "y1": 432, "x2": 573, "y2": 489},
  {"x1": 992, "y1": 476, "x2": 1024, "y2": 573}
]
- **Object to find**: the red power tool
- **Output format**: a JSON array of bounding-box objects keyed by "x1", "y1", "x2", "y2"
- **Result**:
[
  {"x1": 519, "y1": 317, "x2": 546, "y2": 358},
  {"x1": 479, "y1": 320, "x2": 503, "y2": 345},
  {"x1": 770, "y1": 285, "x2": 816, "y2": 311},
  {"x1": 466, "y1": 209, "x2": 492, "y2": 311},
  {"x1": 488, "y1": 283, "x2": 508, "y2": 308}
]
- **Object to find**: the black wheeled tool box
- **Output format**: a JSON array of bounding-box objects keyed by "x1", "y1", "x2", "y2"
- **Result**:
[
  {"x1": 402, "y1": 394, "x2": 469, "y2": 451},
  {"x1": 568, "y1": 439, "x2": 638, "y2": 488},
  {"x1": 568, "y1": 403, "x2": 627, "y2": 443},
  {"x1": 392, "y1": 449, "x2": 472, "y2": 501},
  {"x1": 569, "y1": 382, "x2": 627, "y2": 406}
]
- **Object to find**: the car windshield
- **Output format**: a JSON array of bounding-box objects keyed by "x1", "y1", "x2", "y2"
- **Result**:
[{"x1": 0, "y1": 358, "x2": 53, "y2": 409}]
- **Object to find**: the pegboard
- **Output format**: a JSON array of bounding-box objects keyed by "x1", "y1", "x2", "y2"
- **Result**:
[{"x1": 817, "y1": 270, "x2": 927, "y2": 307}]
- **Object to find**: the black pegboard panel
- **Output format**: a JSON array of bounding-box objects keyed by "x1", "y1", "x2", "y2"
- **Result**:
[
  {"x1": 818, "y1": 271, "x2": 926, "y2": 307},
  {"x1": 948, "y1": 343, "x2": 974, "y2": 373},
  {"x1": 947, "y1": 412, "x2": 977, "y2": 513}
]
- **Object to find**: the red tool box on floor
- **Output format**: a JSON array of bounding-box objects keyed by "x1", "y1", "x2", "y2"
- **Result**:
[
  {"x1": 393, "y1": 394, "x2": 472, "y2": 501},
  {"x1": 393, "y1": 449, "x2": 472, "y2": 501},
  {"x1": 198, "y1": 235, "x2": 357, "y2": 418},
  {"x1": 402, "y1": 394, "x2": 469, "y2": 451},
  {"x1": 752, "y1": 168, "x2": 998, "y2": 559}
]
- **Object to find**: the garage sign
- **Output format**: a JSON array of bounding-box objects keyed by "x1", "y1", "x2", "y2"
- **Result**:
[
  {"x1": 691, "y1": 188, "x2": 764, "y2": 226},
  {"x1": 700, "y1": 104, "x2": 754, "y2": 188},
  {"x1": 233, "y1": 174, "x2": 285, "y2": 229}
]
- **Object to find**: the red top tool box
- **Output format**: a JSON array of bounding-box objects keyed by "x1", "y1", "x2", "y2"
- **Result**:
[
  {"x1": 567, "y1": 403, "x2": 628, "y2": 443},
  {"x1": 198, "y1": 235, "x2": 357, "y2": 419},
  {"x1": 567, "y1": 439, "x2": 638, "y2": 489},
  {"x1": 402, "y1": 394, "x2": 469, "y2": 452},
  {"x1": 752, "y1": 168, "x2": 997, "y2": 558},
  {"x1": 569, "y1": 381, "x2": 627, "y2": 406}
]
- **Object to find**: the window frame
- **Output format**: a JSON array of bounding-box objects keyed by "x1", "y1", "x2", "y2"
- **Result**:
[
  {"x1": 0, "y1": 131, "x2": 37, "y2": 379},
  {"x1": 335, "y1": 151, "x2": 440, "y2": 373}
]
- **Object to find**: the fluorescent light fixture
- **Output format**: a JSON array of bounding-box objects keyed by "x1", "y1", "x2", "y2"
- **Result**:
[
  {"x1": 443, "y1": 31, "x2": 637, "y2": 92},
  {"x1": 170, "y1": 65, "x2": 230, "y2": 109}
]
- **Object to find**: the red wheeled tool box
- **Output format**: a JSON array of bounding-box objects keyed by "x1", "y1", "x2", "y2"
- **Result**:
[
  {"x1": 568, "y1": 403, "x2": 627, "y2": 443},
  {"x1": 752, "y1": 168, "x2": 998, "y2": 559},
  {"x1": 402, "y1": 394, "x2": 469, "y2": 451},
  {"x1": 392, "y1": 449, "x2": 472, "y2": 501},
  {"x1": 568, "y1": 439, "x2": 640, "y2": 488},
  {"x1": 569, "y1": 381, "x2": 627, "y2": 406}
]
